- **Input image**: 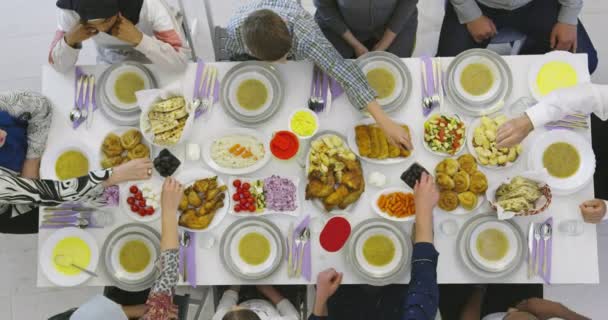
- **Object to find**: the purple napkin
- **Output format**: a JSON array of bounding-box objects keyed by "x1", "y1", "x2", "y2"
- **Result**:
[
  {"x1": 73, "y1": 67, "x2": 86, "y2": 129},
  {"x1": 293, "y1": 215, "x2": 312, "y2": 281},
  {"x1": 538, "y1": 217, "x2": 553, "y2": 284},
  {"x1": 179, "y1": 232, "x2": 197, "y2": 287},
  {"x1": 194, "y1": 59, "x2": 220, "y2": 118}
]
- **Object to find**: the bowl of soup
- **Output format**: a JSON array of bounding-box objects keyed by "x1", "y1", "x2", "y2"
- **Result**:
[
  {"x1": 229, "y1": 226, "x2": 278, "y2": 276},
  {"x1": 454, "y1": 56, "x2": 501, "y2": 103},
  {"x1": 110, "y1": 235, "x2": 157, "y2": 282},
  {"x1": 228, "y1": 73, "x2": 274, "y2": 117},
  {"x1": 354, "y1": 229, "x2": 404, "y2": 278},
  {"x1": 362, "y1": 61, "x2": 403, "y2": 106},
  {"x1": 468, "y1": 221, "x2": 518, "y2": 272},
  {"x1": 105, "y1": 65, "x2": 153, "y2": 112},
  {"x1": 55, "y1": 149, "x2": 90, "y2": 180}
]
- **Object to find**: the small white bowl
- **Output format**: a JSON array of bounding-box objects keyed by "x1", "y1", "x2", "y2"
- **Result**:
[{"x1": 288, "y1": 109, "x2": 320, "y2": 140}]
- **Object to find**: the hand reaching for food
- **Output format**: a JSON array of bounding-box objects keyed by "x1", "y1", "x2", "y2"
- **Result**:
[
  {"x1": 104, "y1": 158, "x2": 153, "y2": 187},
  {"x1": 496, "y1": 115, "x2": 534, "y2": 148},
  {"x1": 414, "y1": 172, "x2": 439, "y2": 215},
  {"x1": 379, "y1": 118, "x2": 413, "y2": 151},
  {"x1": 579, "y1": 199, "x2": 607, "y2": 224},
  {"x1": 161, "y1": 177, "x2": 184, "y2": 214}
]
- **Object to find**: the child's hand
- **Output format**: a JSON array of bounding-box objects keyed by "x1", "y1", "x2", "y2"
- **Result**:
[{"x1": 161, "y1": 177, "x2": 183, "y2": 214}]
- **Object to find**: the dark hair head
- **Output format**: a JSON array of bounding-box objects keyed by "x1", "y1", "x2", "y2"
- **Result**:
[
  {"x1": 243, "y1": 9, "x2": 292, "y2": 61},
  {"x1": 222, "y1": 309, "x2": 261, "y2": 320}
]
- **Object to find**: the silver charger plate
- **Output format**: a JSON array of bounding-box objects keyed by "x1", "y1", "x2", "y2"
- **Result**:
[
  {"x1": 346, "y1": 218, "x2": 412, "y2": 286},
  {"x1": 219, "y1": 217, "x2": 284, "y2": 280},
  {"x1": 457, "y1": 213, "x2": 524, "y2": 279},
  {"x1": 350, "y1": 51, "x2": 412, "y2": 114},
  {"x1": 96, "y1": 62, "x2": 158, "y2": 126},
  {"x1": 445, "y1": 49, "x2": 513, "y2": 116},
  {"x1": 101, "y1": 223, "x2": 161, "y2": 292},
  {"x1": 220, "y1": 61, "x2": 284, "y2": 127}
]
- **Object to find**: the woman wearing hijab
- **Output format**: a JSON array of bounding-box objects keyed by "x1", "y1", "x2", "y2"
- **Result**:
[
  {"x1": 313, "y1": 0, "x2": 418, "y2": 58},
  {"x1": 48, "y1": 0, "x2": 191, "y2": 72},
  {"x1": 0, "y1": 90, "x2": 154, "y2": 234}
]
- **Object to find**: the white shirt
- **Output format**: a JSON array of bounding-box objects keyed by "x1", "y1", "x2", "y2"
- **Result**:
[
  {"x1": 212, "y1": 290, "x2": 299, "y2": 320},
  {"x1": 49, "y1": 0, "x2": 190, "y2": 72},
  {"x1": 525, "y1": 83, "x2": 608, "y2": 222}
]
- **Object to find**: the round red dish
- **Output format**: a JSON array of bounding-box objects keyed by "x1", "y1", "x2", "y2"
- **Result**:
[
  {"x1": 320, "y1": 216, "x2": 351, "y2": 252},
  {"x1": 270, "y1": 131, "x2": 300, "y2": 160}
]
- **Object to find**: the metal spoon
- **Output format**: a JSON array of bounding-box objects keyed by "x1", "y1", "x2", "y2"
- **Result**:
[
  {"x1": 541, "y1": 223, "x2": 552, "y2": 275},
  {"x1": 295, "y1": 228, "x2": 310, "y2": 277},
  {"x1": 53, "y1": 254, "x2": 98, "y2": 277},
  {"x1": 180, "y1": 231, "x2": 191, "y2": 282},
  {"x1": 70, "y1": 76, "x2": 84, "y2": 123}
]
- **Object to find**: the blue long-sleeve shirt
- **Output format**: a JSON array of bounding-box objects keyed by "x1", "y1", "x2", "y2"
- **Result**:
[{"x1": 308, "y1": 242, "x2": 439, "y2": 320}]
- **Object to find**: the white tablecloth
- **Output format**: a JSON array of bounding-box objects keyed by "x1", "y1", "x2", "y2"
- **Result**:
[{"x1": 37, "y1": 54, "x2": 599, "y2": 287}]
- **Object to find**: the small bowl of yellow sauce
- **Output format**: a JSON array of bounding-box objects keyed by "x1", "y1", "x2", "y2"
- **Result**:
[
  {"x1": 40, "y1": 227, "x2": 99, "y2": 286},
  {"x1": 229, "y1": 73, "x2": 274, "y2": 117},
  {"x1": 469, "y1": 222, "x2": 517, "y2": 272},
  {"x1": 454, "y1": 56, "x2": 501, "y2": 102},
  {"x1": 55, "y1": 149, "x2": 90, "y2": 180},
  {"x1": 289, "y1": 109, "x2": 319, "y2": 140},
  {"x1": 111, "y1": 235, "x2": 157, "y2": 281},
  {"x1": 362, "y1": 61, "x2": 403, "y2": 106}
]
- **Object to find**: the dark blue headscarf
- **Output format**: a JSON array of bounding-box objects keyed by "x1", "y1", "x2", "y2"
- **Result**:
[
  {"x1": 0, "y1": 111, "x2": 27, "y2": 173},
  {"x1": 56, "y1": 0, "x2": 144, "y2": 24}
]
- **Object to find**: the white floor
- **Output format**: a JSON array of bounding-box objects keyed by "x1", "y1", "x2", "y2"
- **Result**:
[{"x1": 1, "y1": 0, "x2": 607, "y2": 319}]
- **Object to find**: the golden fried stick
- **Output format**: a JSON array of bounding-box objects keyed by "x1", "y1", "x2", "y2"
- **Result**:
[
  {"x1": 375, "y1": 127, "x2": 389, "y2": 159},
  {"x1": 339, "y1": 189, "x2": 364, "y2": 209},
  {"x1": 355, "y1": 125, "x2": 372, "y2": 157},
  {"x1": 369, "y1": 126, "x2": 380, "y2": 158}
]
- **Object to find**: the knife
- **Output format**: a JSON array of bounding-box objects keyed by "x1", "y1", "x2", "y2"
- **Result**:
[
  {"x1": 44, "y1": 207, "x2": 95, "y2": 212},
  {"x1": 287, "y1": 222, "x2": 294, "y2": 278},
  {"x1": 527, "y1": 222, "x2": 535, "y2": 278}
]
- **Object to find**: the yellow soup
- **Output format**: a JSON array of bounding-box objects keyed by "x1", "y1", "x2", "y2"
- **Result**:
[
  {"x1": 119, "y1": 240, "x2": 151, "y2": 273},
  {"x1": 52, "y1": 237, "x2": 91, "y2": 275},
  {"x1": 476, "y1": 228, "x2": 509, "y2": 261},
  {"x1": 362, "y1": 235, "x2": 395, "y2": 267},
  {"x1": 366, "y1": 68, "x2": 396, "y2": 99},
  {"x1": 239, "y1": 232, "x2": 271, "y2": 266},
  {"x1": 114, "y1": 72, "x2": 145, "y2": 104},
  {"x1": 236, "y1": 79, "x2": 268, "y2": 111},
  {"x1": 55, "y1": 150, "x2": 89, "y2": 180},
  {"x1": 460, "y1": 63, "x2": 494, "y2": 96},
  {"x1": 536, "y1": 61, "x2": 578, "y2": 96},
  {"x1": 542, "y1": 142, "x2": 580, "y2": 178}
]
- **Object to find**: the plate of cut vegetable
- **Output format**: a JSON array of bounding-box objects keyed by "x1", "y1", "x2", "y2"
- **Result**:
[
  {"x1": 423, "y1": 113, "x2": 467, "y2": 156},
  {"x1": 229, "y1": 175, "x2": 300, "y2": 217},
  {"x1": 371, "y1": 187, "x2": 416, "y2": 222},
  {"x1": 121, "y1": 176, "x2": 163, "y2": 223}
]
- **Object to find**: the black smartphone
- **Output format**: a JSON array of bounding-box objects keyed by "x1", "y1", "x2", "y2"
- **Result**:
[{"x1": 400, "y1": 162, "x2": 431, "y2": 189}]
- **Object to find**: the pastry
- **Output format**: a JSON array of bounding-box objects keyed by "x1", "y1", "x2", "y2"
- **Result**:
[
  {"x1": 469, "y1": 171, "x2": 488, "y2": 194},
  {"x1": 102, "y1": 133, "x2": 124, "y2": 157},
  {"x1": 151, "y1": 96, "x2": 186, "y2": 112},
  {"x1": 458, "y1": 154, "x2": 477, "y2": 175},
  {"x1": 120, "y1": 129, "x2": 143, "y2": 150},
  {"x1": 354, "y1": 125, "x2": 371, "y2": 157},
  {"x1": 453, "y1": 171, "x2": 471, "y2": 193},
  {"x1": 436, "y1": 173, "x2": 455, "y2": 190},
  {"x1": 457, "y1": 191, "x2": 478, "y2": 210},
  {"x1": 438, "y1": 191, "x2": 459, "y2": 211},
  {"x1": 436, "y1": 158, "x2": 459, "y2": 176},
  {"x1": 127, "y1": 144, "x2": 150, "y2": 160}
]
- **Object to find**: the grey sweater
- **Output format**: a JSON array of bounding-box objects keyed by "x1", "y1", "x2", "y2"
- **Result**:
[
  {"x1": 313, "y1": 0, "x2": 418, "y2": 37},
  {"x1": 450, "y1": 0, "x2": 583, "y2": 25}
]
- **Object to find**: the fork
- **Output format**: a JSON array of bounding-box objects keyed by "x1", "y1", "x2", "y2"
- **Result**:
[
  {"x1": 295, "y1": 228, "x2": 310, "y2": 277},
  {"x1": 308, "y1": 66, "x2": 324, "y2": 112},
  {"x1": 431, "y1": 59, "x2": 442, "y2": 109},
  {"x1": 200, "y1": 66, "x2": 218, "y2": 115}
]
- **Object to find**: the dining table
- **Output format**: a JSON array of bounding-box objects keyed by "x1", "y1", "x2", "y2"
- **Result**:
[{"x1": 37, "y1": 54, "x2": 599, "y2": 287}]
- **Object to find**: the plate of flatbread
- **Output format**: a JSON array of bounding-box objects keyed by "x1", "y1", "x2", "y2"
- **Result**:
[{"x1": 140, "y1": 96, "x2": 194, "y2": 147}]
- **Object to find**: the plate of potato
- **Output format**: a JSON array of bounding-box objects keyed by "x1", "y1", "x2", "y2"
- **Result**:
[
  {"x1": 347, "y1": 118, "x2": 415, "y2": 165},
  {"x1": 467, "y1": 115, "x2": 523, "y2": 169}
]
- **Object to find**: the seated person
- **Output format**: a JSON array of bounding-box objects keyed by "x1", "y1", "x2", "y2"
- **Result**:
[
  {"x1": 213, "y1": 285, "x2": 299, "y2": 320},
  {"x1": 309, "y1": 173, "x2": 440, "y2": 320},
  {"x1": 49, "y1": 0, "x2": 190, "y2": 73},
  {"x1": 437, "y1": 0, "x2": 598, "y2": 74},
  {"x1": 457, "y1": 284, "x2": 589, "y2": 320},
  {"x1": 65, "y1": 177, "x2": 184, "y2": 320},
  {"x1": 314, "y1": 0, "x2": 418, "y2": 58},
  {"x1": 495, "y1": 83, "x2": 608, "y2": 224},
  {"x1": 225, "y1": 0, "x2": 412, "y2": 151}
]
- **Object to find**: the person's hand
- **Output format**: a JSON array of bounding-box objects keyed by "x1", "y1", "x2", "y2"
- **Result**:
[
  {"x1": 315, "y1": 268, "x2": 343, "y2": 303},
  {"x1": 372, "y1": 29, "x2": 397, "y2": 52},
  {"x1": 550, "y1": 22, "x2": 577, "y2": 52},
  {"x1": 161, "y1": 177, "x2": 184, "y2": 214},
  {"x1": 354, "y1": 44, "x2": 369, "y2": 57},
  {"x1": 513, "y1": 298, "x2": 567, "y2": 320},
  {"x1": 105, "y1": 158, "x2": 153, "y2": 186},
  {"x1": 414, "y1": 172, "x2": 439, "y2": 215},
  {"x1": 64, "y1": 23, "x2": 99, "y2": 47},
  {"x1": 256, "y1": 285, "x2": 285, "y2": 305},
  {"x1": 580, "y1": 199, "x2": 607, "y2": 224},
  {"x1": 378, "y1": 118, "x2": 414, "y2": 151},
  {"x1": 110, "y1": 13, "x2": 143, "y2": 45},
  {"x1": 496, "y1": 115, "x2": 534, "y2": 148},
  {"x1": 466, "y1": 15, "x2": 497, "y2": 43},
  {"x1": 0, "y1": 129, "x2": 6, "y2": 148}
]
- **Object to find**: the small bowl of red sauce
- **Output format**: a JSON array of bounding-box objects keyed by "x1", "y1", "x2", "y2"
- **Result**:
[{"x1": 270, "y1": 130, "x2": 300, "y2": 160}]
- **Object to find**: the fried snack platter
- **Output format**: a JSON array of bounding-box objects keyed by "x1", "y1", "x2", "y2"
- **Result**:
[
  {"x1": 305, "y1": 131, "x2": 365, "y2": 213},
  {"x1": 175, "y1": 168, "x2": 229, "y2": 233},
  {"x1": 100, "y1": 127, "x2": 151, "y2": 169},
  {"x1": 434, "y1": 154, "x2": 488, "y2": 215},
  {"x1": 347, "y1": 118, "x2": 415, "y2": 165}
]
